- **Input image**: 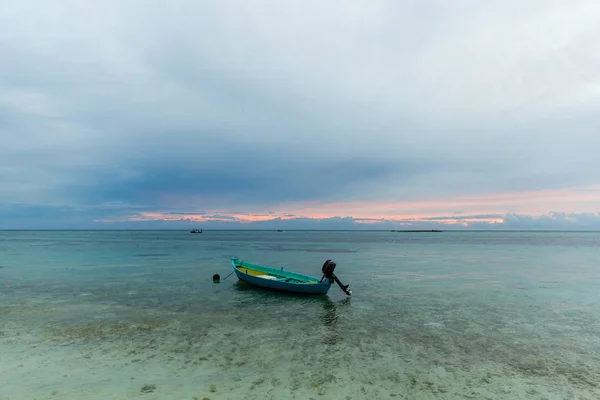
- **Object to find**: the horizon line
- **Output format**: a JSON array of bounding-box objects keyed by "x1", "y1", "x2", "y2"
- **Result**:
[{"x1": 2, "y1": 229, "x2": 600, "y2": 232}]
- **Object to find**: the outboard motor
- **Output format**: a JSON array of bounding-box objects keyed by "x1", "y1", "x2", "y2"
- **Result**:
[{"x1": 321, "y1": 260, "x2": 352, "y2": 296}]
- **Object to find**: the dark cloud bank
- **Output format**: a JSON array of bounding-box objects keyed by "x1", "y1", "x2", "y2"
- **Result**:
[{"x1": 1, "y1": 1, "x2": 600, "y2": 229}]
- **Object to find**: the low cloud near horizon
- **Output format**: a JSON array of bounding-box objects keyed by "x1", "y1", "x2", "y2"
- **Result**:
[{"x1": 2, "y1": 1, "x2": 600, "y2": 230}]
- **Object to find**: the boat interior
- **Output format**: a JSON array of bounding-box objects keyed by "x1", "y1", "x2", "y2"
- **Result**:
[{"x1": 237, "y1": 265, "x2": 318, "y2": 284}]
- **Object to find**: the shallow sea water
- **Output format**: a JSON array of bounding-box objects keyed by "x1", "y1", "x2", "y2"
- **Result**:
[{"x1": 1, "y1": 230, "x2": 600, "y2": 399}]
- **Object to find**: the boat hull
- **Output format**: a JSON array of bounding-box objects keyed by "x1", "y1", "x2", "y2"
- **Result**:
[{"x1": 231, "y1": 258, "x2": 331, "y2": 295}]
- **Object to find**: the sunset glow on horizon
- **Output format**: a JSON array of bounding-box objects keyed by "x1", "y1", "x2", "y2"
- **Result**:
[{"x1": 104, "y1": 184, "x2": 600, "y2": 227}]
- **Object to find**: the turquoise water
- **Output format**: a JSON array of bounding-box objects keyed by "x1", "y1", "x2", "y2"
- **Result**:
[{"x1": 1, "y1": 230, "x2": 600, "y2": 399}]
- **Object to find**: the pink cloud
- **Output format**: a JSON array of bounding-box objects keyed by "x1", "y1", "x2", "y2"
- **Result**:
[
  {"x1": 98, "y1": 184, "x2": 600, "y2": 226},
  {"x1": 273, "y1": 184, "x2": 600, "y2": 219},
  {"x1": 125, "y1": 211, "x2": 300, "y2": 223}
]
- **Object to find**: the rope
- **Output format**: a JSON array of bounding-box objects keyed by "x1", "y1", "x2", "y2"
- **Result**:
[{"x1": 221, "y1": 270, "x2": 236, "y2": 281}]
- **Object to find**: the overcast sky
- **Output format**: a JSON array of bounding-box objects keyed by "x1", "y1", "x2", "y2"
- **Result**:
[{"x1": 1, "y1": 0, "x2": 600, "y2": 229}]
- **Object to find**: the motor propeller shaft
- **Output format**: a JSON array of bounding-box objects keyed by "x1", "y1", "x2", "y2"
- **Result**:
[{"x1": 321, "y1": 259, "x2": 352, "y2": 296}]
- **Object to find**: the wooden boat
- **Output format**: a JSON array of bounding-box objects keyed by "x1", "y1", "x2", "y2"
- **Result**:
[{"x1": 231, "y1": 258, "x2": 351, "y2": 295}]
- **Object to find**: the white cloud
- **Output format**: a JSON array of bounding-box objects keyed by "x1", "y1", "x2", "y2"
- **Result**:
[{"x1": 1, "y1": 0, "x2": 600, "y2": 224}]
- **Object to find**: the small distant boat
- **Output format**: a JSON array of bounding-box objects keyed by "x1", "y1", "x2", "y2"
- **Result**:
[
  {"x1": 190, "y1": 229, "x2": 203, "y2": 234},
  {"x1": 276, "y1": 229, "x2": 284, "y2": 232},
  {"x1": 231, "y1": 258, "x2": 351, "y2": 296}
]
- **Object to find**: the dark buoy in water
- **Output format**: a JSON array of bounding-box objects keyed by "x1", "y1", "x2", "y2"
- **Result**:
[{"x1": 213, "y1": 273, "x2": 220, "y2": 283}]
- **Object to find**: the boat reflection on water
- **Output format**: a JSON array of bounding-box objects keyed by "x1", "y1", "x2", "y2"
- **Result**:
[
  {"x1": 320, "y1": 297, "x2": 351, "y2": 346},
  {"x1": 229, "y1": 282, "x2": 351, "y2": 346}
]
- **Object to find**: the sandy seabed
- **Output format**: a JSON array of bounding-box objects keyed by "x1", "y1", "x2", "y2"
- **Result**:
[{"x1": 2, "y1": 291, "x2": 600, "y2": 400}]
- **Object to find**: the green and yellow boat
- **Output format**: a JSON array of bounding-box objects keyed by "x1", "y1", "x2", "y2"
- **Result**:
[{"x1": 231, "y1": 258, "x2": 351, "y2": 296}]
